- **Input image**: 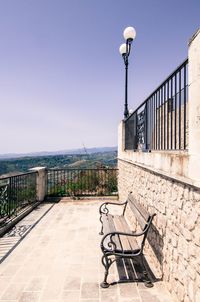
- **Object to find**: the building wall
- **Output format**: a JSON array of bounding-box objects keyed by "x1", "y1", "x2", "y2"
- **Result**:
[
  {"x1": 118, "y1": 159, "x2": 200, "y2": 302},
  {"x1": 118, "y1": 29, "x2": 200, "y2": 302}
]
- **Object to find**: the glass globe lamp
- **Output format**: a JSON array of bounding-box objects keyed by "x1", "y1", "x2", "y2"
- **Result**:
[{"x1": 123, "y1": 27, "x2": 136, "y2": 41}]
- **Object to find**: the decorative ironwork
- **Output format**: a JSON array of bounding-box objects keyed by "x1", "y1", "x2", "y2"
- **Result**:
[
  {"x1": 0, "y1": 172, "x2": 37, "y2": 227},
  {"x1": 0, "y1": 183, "x2": 9, "y2": 219},
  {"x1": 137, "y1": 109, "x2": 146, "y2": 148},
  {"x1": 99, "y1": 203, "x2": 109, "y2": 215},
  {"x1": 101, "y1": 254, "x2": 117, "y2": 288},
  {"x1": 4, "y1": 224, "x2": 32, "y2": 237},
  {"x1": 99, "y1": 201, "x2": 127, "y2": 236},
  {"x1": 47, "y1": 168, "x2": 118, "y2": 197},
  {"x1": 108, "y1": 234, "x2": 117, "y2": 251},
  {"x1": 125, "y1": 58, "x2": 188, "y2": 151}
]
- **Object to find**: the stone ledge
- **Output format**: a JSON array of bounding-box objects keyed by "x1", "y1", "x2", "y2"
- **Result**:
[
  {"x1": 118, "y1": 157, "x2": 200, "y2": 190},
  {"x1": 188, "y1": 27, "x2": 200, "y2": 46}
]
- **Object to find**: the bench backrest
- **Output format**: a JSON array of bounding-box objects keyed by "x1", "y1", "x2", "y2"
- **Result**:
[{"x1": 127, "y1": 193, "x2": 155, "y2": 232}]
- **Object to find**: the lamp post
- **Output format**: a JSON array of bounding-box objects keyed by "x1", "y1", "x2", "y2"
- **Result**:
[{"x1": 119, "y1": 27, "x2": 136, "y2": 119}]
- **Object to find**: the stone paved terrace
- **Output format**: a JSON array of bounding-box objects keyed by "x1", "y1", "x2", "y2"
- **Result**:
[{"x1": 0, "y1": 199, "x2": 174, "y2": 302}]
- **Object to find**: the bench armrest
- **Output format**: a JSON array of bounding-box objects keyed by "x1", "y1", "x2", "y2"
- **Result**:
[
  {"x1": 100, "y1": 231, "x2": 145, "y2": 254},
  {"x1": 101, "y1": 229, "x2": 146, "y2": 246},
  {"x1": 99, "y1": 201, "x2": 127, "y2": 216}
]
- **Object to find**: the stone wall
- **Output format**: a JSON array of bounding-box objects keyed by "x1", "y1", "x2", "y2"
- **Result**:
[{"x1": 118, "y1": 159, "x2": 200, "y2": 302}]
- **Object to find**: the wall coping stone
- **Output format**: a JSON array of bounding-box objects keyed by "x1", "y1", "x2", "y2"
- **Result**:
[
  {"x1": 29, "y1": 167, "x2": 46, "y2": 172},
  {"x1": 118, "y1": 157, "x2": 200, "y2": 190},
  {"x1": 188, "y1": 27, "x2": 200, "y2": 46}
]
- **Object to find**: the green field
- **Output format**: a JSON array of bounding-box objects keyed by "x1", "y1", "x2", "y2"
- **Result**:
[{"x1": 0, "y1": 151, "x2": 117, "y2": 176}]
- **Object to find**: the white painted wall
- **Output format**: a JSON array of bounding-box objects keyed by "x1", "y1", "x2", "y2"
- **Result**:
[{"x1": 118, "y1": 28, "x2": 200, "y2": 187}]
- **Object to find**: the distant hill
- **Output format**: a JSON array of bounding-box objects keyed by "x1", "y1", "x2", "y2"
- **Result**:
[
  {"x1": 0, "y1": 150, "x2": 117, "y2": 177},
  {"x1": 68, "y1": 160, "x2": 87, "y2": 167},
  {"x1": 0, "y1": 146, "x2": 117, "y2": 160}
]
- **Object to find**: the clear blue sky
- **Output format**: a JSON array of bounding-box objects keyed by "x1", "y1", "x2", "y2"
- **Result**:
[{"x1": 0, "y1": 0, "x2": 199, "y2": 153}]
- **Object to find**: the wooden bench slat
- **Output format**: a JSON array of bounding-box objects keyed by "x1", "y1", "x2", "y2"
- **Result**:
[
  {"x1": 102, "y1": 214, "x2": 112, "y2": 233},
  {"x1": 101, "y1": 214, "x2": 114, "y2": 250},
  {"x1": 113, "y1": 216, "x2": 130, "y2": 252},
  {"x1": 128, "y1": 201, "x2": 148, "y2": 231},
  {"x1": 117, "y1": 216, "x2": 140, "y2": 252},
  {"x1": 102, "y1": 214, "x2": 122, "y2": 250},
  {"x1": 107, "y1": 215, "x2": 122, "y2": 250},
  {"x1": 128, "y1": 194, "x2": 150, "y2": 221}
]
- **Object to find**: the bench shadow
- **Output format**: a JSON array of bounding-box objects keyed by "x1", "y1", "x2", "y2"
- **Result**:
[
  {"x1": 111, "y1": 254, "x2": 161, "y2": 286},
  {"x1": 146, "y1": 222, "x2": 164, "y2": 280}
]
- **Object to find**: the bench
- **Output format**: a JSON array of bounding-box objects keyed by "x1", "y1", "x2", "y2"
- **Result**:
[{"x1": 99, "y1": 192, "x2": 156, "y2": 288}]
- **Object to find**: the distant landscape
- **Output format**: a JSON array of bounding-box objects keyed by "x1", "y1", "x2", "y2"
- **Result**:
[{"x1": 0, "y1": 147, "x2": 117, "y2": 177}]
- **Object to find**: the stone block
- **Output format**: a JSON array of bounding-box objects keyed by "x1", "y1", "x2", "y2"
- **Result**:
[
  {"x1": 185, "y1": 209, "x2": 198, "y2": 231},
  {"x1": 188, "y1": 280, "x2": 195, "y2": 302},
  {"x1": 158, "y1": 203, "x2": 166, "y2": 215},
  {"x1": 178, "y1": 236, "x2": 189, "y2": 260},
  {"x1": 171, "y1": 233, "x2": 178, "y2": 247},
  {"x1": 177, "y1": 197, "x2": 184, "y2": 210},
  {"x1": 181, "y1": 227, "x2": 192, "y2": 241},
  {"x1": 188, "y1": 243, "x2": 197, "y2": 257},
  {"x1": 193, "y1": 226, "x2": 200, "y2": 246},
  {"x1": 173, "y1": 248, "x2": 179, "y2": 262},
  {"x1": 177, "y1": 282, "x2": 185, "y2": 302},
  {"x1": 195, "y1": 289, "x2": 200, "y2": 302},
  {"x1": 187, "y1": 266, "x2": 196, "y2": 280},
  {"x1": 180, "y1": 211, "x2": 188, "y2": 226},
  {"x1": 183, "y1": 188, "x2": 189, "y2": 201}
]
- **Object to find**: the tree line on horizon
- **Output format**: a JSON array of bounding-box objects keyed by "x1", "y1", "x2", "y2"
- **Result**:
[{"x1": 0, "y1": 151, "x2": 117, "y2": 177}]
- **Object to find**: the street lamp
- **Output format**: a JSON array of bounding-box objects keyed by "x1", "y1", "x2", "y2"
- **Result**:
[{"x1": 119, "y1": 26, "x2": 136, "y2": 119}]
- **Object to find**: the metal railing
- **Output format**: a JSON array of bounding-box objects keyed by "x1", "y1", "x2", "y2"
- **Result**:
[
  {"x1": 125, "y1": 59, "x2": 188, "y2": 151},
  {"x1": 47, "y1": 168, "x2": 118, "y2": 197},
  {"x1": 0, "y1": 172, "x2": 37, "y2": 226}
]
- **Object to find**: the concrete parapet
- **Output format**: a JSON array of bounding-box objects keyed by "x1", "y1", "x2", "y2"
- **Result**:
[
  {"x1": 29, "y1": 167, "x2": 47, "y2": 202},
  {"x1": 188, "y1": 28, "x2": 200, "y2": 181}
]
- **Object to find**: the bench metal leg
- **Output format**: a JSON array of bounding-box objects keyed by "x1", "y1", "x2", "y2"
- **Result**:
[
  {"x1": 143, "y1": 272, "x2": 153, "y2": 288},
  {"x1": 141, "y1": 255, "x2": 153, "y2": 288},
  {"x1": 99, "y1": 215, "x2": 104, "y2": 235},
  {"x1": 100, "y1": 254, "x2": 112, "y2": 288}
]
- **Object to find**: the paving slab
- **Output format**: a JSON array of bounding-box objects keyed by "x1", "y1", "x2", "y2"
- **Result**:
[
  {"x1": 0, "y1": 203, "x2": 54, "y2": 263},
  {"x1": 0, "y1": 199, "x2": 174, "y2": 302}
]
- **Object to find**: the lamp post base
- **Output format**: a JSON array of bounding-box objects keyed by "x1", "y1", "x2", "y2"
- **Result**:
[{"x1": 124, "y1": 109, "x2": 129, "y2": 119}]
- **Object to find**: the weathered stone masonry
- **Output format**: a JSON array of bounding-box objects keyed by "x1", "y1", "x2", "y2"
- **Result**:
[{"x1": 118, "y1": 159, "x2": 200, "y2": 302}]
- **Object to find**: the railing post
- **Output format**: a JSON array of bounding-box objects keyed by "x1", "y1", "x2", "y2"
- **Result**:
[
  {"x1": 144, "y1": 103, "x2": 148, "y2": 150},
  {"x1": 118, "y1": 121, "x2": 125, "y2": 156},
  {"x1": 188, "y1": 29, "x2": 200, "y2": 182},
  {"x1": 29, "y1": 167, "x2": 47, "y2": 202}
]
